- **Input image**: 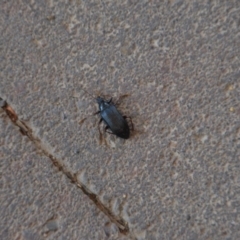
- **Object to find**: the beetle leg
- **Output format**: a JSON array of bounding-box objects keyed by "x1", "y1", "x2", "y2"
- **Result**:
[
  {"x1": 107, "y1": 98, "x2": 113, "y2": 104},
  {"x1": 94, "y1": 110, "x2": 101, "y2": 115},
  {"x1": 98, "y1": 118, "x2": 103, "y2": 129},
  {"x1": 98, "y1": 118, "x2": 104, "y2": 143},
  {"x1": 123, "y1": 116, "x2": 134, "y2": 130},
  {"x1": 104, "y1": 125, "x2": 114, "y2": 135},
  {"x1": 115, "y1": 94, "x2": 130, "y2": 106},
  {"x1": 104, "y1": 125, "x2": 109, "y2": 132},
  {"x1": 79, "y1": 111, "x2": 99, "y2": 126},
  {"x1": 98, "y1": 118, "x2": 104, "y2": 133}
]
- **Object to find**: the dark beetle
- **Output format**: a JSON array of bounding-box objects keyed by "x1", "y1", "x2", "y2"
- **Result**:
[{"x1": 96, "y1": 97, "x2": 132, "y2": 139}]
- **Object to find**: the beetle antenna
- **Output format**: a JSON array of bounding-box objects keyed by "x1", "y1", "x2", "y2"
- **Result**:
[{"x1": 79, "y1": 86, "x2": 96, "y2": 100}]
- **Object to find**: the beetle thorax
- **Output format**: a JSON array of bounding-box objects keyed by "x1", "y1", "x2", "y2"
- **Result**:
[{"x1": 96, "y1": 97, "x2": 109, "y2": 111}]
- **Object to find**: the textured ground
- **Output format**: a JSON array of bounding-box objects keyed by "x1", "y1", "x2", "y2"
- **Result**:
[{"x1": 1, "y1": 1, "x2": 240, "y2": 239}]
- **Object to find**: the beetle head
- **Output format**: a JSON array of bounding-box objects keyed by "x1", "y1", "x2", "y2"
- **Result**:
[
  {"x1": 96, "y1": 96, "x2": 104, "y2": 104},
  {"x1": 97, "y1": 96, "x2": 111, "y2": 111}
]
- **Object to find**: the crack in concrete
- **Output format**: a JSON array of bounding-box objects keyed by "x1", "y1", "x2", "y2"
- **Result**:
[{"x1": 0, "y1": 97, "x2": 129, "y2": 235}]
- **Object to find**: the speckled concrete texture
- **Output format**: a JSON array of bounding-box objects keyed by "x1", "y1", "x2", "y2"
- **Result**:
[
  {"x1": 1, "y1": 0, "x2": 240, "y2": 239},
  {"x1": 0, "y1": 115, "x2": 126, "y2": 240}
]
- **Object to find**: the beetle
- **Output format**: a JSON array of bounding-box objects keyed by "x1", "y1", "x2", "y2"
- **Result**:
[{"x1": 96, "y1": 96, "x2": 133, "y2": 139}]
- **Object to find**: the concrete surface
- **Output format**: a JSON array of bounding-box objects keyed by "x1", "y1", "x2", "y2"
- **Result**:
[
  {"x1": 0, "y1": 116, "x2": 126, "y2": 240},
  {"x1": 1, "y1": 0, "x2": 240, "y2": 239}
]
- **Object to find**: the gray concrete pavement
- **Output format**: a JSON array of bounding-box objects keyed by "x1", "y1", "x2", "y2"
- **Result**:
[
  {"x1": 1, "y1": 1, "x2": 240, "y2": 239},
  {"x1": 0, "y1": 114, "x2": 127, "y2": 240}
]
